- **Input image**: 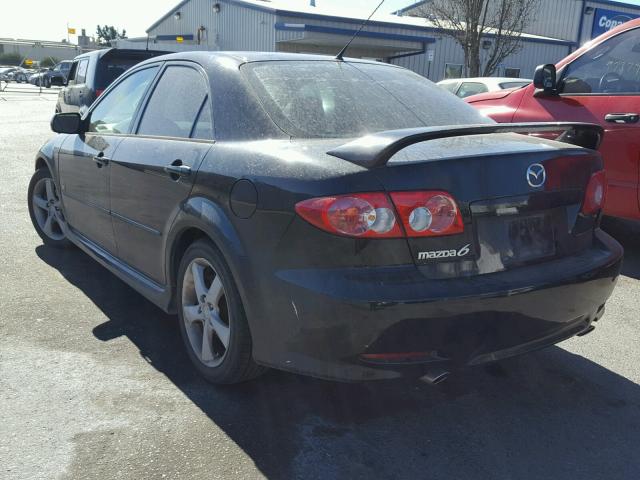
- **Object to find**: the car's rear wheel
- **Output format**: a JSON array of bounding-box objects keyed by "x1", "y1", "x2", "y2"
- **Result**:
[
  {"x1": 177, "y1": 240, "x2": 265, "y2": 384},
  {"x1": 28, "y1": 169, "x2": 70, "y2": 248}
]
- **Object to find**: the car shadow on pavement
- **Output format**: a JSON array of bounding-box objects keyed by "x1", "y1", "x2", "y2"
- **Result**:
[
  {"x1": 602, "y1": 217, "x2": 640, "y2": 280},
  {"x1": 36, "y1": 245, "x2": 640, "y2": 480}
]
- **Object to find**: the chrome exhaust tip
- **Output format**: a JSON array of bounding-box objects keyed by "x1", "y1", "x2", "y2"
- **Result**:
[{"x1": 420, "y1": 368, "x2": 450, "y2": 385}]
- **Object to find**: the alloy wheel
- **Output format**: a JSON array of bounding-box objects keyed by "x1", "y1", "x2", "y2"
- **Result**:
[
  {"x1": 32, "y1": 178, "x2": 66, "y2": 241},
  {"x1": 181, "y1": 258, "x2": 231, "y2": 367}
]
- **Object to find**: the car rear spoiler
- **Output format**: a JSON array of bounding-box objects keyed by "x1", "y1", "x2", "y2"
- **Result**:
[{"x1": 326, "y1": 122, "x2": 604, "y2": 169}]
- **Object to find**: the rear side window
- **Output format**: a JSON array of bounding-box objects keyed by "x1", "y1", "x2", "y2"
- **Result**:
[
  {"x1": 439, "y1": 82, "x2": 459, "y2": 93},
  {"x1": 67, "y1": 61, "x2": 78, "y2": 83},
  {"x1": 76, "y1": 60, "x2": 89, "y2": 83},
  {"x1": 138, "y1": 66, "x2": 210, "y2": 139},
  {"x1": 457, "y1": 82, "x2": 489, "y2": 98},
  {"x1": 499, "y1": 81, "x2": 530, "y2": 89},
  {"x1": 191, "y1": 102, "x2": 214, "y2": 140},
  {"x1": 95, "y1": 54, "x2": 157, "y2": 90}
]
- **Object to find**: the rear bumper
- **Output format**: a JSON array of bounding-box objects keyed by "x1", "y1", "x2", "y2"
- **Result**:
[{"x1": 249, "y1": 230, "x2": 623, "y2": 381}]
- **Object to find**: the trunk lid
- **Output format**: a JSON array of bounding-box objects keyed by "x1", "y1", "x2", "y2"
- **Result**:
[{"x1": 372, "y1": 133, "x2": 602, "y2": 276}]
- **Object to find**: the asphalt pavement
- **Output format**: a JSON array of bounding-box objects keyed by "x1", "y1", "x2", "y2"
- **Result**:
[{"x1": 1, "y1": 95, "x2": 639, "y2": 480}]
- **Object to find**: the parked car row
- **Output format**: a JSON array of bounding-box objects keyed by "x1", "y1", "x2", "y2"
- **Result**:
[
  {"x1": 28, "y1": 60, "x2": 73, "y2": 88},
  {"x1": 0, "y1": 66, "x2": 30, "y2": 83}
]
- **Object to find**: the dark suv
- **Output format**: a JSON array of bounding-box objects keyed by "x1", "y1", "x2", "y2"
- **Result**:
[
  {"x1": 29, "y1": 61, "x2": 73, "y2": 88},
  {"x1": 56, "y1": 48, "x2": 168, "y2": 114}
]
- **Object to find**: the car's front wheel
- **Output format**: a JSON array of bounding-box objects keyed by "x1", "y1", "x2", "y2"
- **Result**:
[
  {"x1": 177, "y1": 240, "x2": 265, "y2": 384},
  {"x1": 28, "y1": 169, "x2": 70, "y2": 248}
]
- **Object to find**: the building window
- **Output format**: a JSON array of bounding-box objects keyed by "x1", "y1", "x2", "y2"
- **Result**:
[
  {"x1": 504, "y1": 67, "x2": 521, "y2": 78},
  {"x1": 444, "y1": 64, "x2": 463, "y2": 79}
]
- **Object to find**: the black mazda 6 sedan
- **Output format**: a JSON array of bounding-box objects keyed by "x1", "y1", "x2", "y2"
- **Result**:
[{"x1": 28, "y1": 52, "x2": 623, "y2": 384}]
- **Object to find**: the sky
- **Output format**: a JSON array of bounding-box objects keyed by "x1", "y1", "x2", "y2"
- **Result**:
[
  {"x1": 2, "y1": 0, "x2": 640, "y2": 42},
  {"x1": 0, "y1": 0, "x2": 409, "y2": 42}
]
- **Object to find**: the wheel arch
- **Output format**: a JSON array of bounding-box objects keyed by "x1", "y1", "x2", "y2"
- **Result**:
[
  {"x1": 165, "y1": 196, "x2": 249, "y2": 313},
  {"x1": 35, "y1": 157, "x2": 50, "y2": 172}
]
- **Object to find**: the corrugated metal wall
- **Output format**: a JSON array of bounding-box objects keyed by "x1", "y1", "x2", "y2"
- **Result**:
[
  {"x1": 390, "y1": 35, "x2": 570, "y2": 81},
  {"x1": 402, "y1": 0, "x2": 640, "y2": 44},
  {"x1": 147, "y1": 0, "x2": 276, "y2": 51},
  {"x1": 144, "y1": 0, "x2": 582, "y2": 82},
  {"x1": 401, "y1": 0, "x2": 583, "y2": 41},
  {"x1": 0, "y1": 41, "x2": 83, "y2": 62}
]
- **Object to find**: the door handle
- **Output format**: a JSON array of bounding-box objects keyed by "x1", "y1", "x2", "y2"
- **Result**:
[
  {"x1": 605, "y1": 113, "x2": 640, "y2": 124},
  {"x1": 93, "y1": 152, "x2": 109, "y2": 168},
  {"x1": 163, "y1": 163, "x2": 191, "y2": 178}
]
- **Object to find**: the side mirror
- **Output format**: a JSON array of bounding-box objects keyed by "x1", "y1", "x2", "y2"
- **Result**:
[
  {"x1": 51, "y1": 113, "x2": 83, "y2": 134},
  {"x1": 533, "y1": 64, "x2": 558, "y2": 94}
]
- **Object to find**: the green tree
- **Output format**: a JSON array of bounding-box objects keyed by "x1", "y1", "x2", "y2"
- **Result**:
[
  {"x1": 96, "y1": 25, "x2": 127, "y2": 46},
  {"x1": 0, "y1": 53, "x2": 23, "y2": 66},
  {"x1": 40, "y1": 57, "x2": 59, "y2": 68}
]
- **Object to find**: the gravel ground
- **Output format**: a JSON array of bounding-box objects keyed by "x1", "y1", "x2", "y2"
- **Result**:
[{"x1": 1, "y1": 97, "x2": 639, "y2": 480}]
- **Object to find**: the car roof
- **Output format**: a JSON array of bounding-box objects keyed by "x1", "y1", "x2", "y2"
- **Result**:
[{"x1": 133, "y1": 50, "x2": 399, "y2": 69}]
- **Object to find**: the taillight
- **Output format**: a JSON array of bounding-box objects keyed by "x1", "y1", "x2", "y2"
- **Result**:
[
  {"x1": 95, "y1": 89, "x2": 104, "y2": 97},
  {"x1": 295, "y1": 193, "x2": 403, "y2": 238},
  {"x1": 390, "y1": 191, "x2": 464, "y2": 237},
  {"x1": 295, "y1": 191, "x2": 464, "y2": 238},
  {"x1": 582, "y1": 170, "x2": 606, "y2": 215}
]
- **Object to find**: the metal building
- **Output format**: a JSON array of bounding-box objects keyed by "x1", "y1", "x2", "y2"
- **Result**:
[
  {"x1": 116, "y1": 0, "x2": 640, "y2": 82},
  {"x1": 0, "y1": 38, "x2": 84, "y2": 64}
]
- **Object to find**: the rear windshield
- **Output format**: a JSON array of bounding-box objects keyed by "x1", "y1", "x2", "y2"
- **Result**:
[
  {"x1": 96, "y1": 54, "x2": 161, "y2": 90},
  {"x1": 242, "y1": 61, "x2": 491, "y2": 138}
]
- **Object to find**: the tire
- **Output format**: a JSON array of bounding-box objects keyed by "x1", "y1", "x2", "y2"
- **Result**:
[
  {"x1": 177, "y1": 239, "x2": 265, "y2": 384},
  {"x1": 45, "y1": 78, "x2": 51, "y2": 88},
  {"x1": 27, "y1": 168, "x2": 71, "y2": 248}
]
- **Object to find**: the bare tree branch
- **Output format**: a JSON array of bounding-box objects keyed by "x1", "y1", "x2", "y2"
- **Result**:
[{"x1": 412, "y1": 0, "x2": 539, "y2": 77}]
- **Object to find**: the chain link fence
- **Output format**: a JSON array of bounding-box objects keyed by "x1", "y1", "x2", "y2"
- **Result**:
[{"x1": 0, "y1": 55, "x2": 65, "y2": 101}]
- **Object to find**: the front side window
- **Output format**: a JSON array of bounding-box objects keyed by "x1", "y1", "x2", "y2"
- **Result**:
[
  {"x1": 137, "y1": 66, "x2": 210, "y2": 139},
  {"x1": 560, "y1": 27, "x2": 640, "y2": 94},
  {"x1": 457, "y1": 82, "x2": 489, "y2": 98},
  {"x1": 242, "y1": 61, "x2": 490, "y2": 138},
  {"x1": 88, "y1": 66, "x2": 158, "y2": 135}
]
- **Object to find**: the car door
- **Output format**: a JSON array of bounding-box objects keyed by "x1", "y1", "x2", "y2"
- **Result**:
[
  {"x1": 58, "y1": 65, "x2": 160, "y2": 254},
  {"x1": 109, "y1": 63, "x2": 213, "y2": 284},
  {"x1": 514, "y1": 26, "x2": 640, "y2": 219}
]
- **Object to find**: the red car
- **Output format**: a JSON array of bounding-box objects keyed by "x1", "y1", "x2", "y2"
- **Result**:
[{"x1": 466, "y1": 18, "x2": 640, "y2": 221}]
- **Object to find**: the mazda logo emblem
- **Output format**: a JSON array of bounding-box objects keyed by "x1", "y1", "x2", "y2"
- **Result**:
[{"x1": 527, "y1": 163, "x2": 546, "y2": 188}]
